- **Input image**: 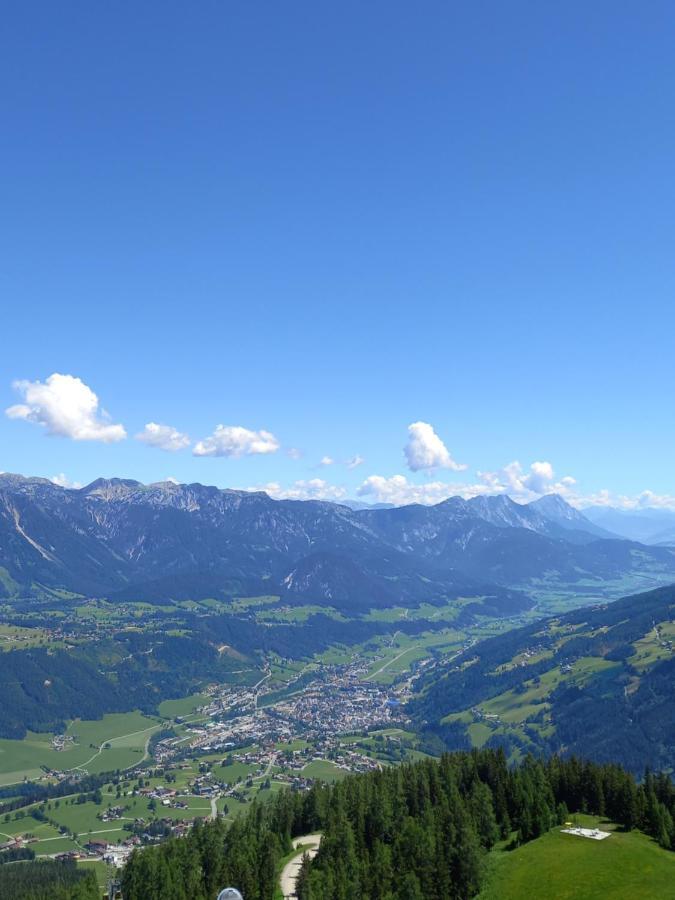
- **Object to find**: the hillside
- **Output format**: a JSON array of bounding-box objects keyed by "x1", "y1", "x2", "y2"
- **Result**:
[
  {"x1": 2, "y1": 474, "x2": 675, "y2": 610},
  {"x1": 478, "y1": 814, "x2": 675, "y2": 900},
  {"x1": 118, "y1": 750, "x2": 675, "y2": 900},
  {"x1": 412, "y1": 584, "x2": 675, "y2": 773}
]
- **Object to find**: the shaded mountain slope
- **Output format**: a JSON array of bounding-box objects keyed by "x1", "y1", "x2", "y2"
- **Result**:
[{"x1": 1, "y1": 474, "x2": 675, "y2": 611}]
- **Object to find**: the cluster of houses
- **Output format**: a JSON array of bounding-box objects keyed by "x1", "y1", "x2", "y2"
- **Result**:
[
  {"x1": 54, "y1": 837, "x2": 140, "y2": 868},
  {"x1": 50, "y1": 733, "x2": 75, "y2": 752}
]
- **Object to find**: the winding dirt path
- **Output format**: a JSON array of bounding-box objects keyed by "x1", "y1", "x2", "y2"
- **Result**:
[{"x1": 279, "y1": 833, "x2": 322, "y2": 899}]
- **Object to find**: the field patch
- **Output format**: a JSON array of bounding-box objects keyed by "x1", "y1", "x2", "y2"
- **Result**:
[{"x1": 0, "y1": 711, "x2": 162, "y2": 784}]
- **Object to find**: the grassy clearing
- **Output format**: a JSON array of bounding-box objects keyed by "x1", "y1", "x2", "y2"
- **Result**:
[
  {"x1": 630, "y1": 621, "x2": 675, "y2": 673},
  {"x1": 467, "y1": 722, "x2": 493, "y2": 748},
  {"x1": 158, "y1": 693, "x2": 211, "y2": 719},
  {"x1": 301, "y1": 760, "x2": 348, "y2": 782},
  {"x1": 477, "y1": 815, "x2": 675, "y2": 900}
]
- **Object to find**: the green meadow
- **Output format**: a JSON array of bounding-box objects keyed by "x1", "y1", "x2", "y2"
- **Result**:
[
  {"x1": 0, "y1": 711, "x2": 162, "y2": 785},
  {"x1": 301, "y1": 760, "x2": 349, "y2": 782},
  {"x1": 478, "y1": 816, "x2": 675, "y2": 900}
]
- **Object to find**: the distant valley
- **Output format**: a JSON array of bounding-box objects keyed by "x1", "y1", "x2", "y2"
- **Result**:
[{"x1": 1, "y1": 474, "x2": 674, "y2": 894}]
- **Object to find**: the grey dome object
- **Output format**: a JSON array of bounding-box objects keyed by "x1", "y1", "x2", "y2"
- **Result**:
[{"x1": 217, "y1": 891, "x2": 243, "y2": 900}]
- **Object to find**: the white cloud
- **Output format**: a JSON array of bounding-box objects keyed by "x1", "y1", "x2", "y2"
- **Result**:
[
  {"x1": 286, "y1": 447, "x2": 303, "y2": 460},
  {"x1": 249, "y1": 478, "x2": 348, "y2": 502},
  {"x1": 404, "y1": 421, "x2": 466, "y2": 472},
  {"x1": 477, "y1": 460, "x2": 576, "y2": 502},
  {"x1": 358, "y1": 459, "x2": 579, "y2": 507},
  {"x1": 346, "y1": 454, "x2": 365, "y2": 469},
  {"x1": 193, "y1": 425, "x2": 280, "y2": 458},
  {"x1": 319, "y1": 456, "x2": 335, "y2": 466},
  {"x1": 136, "y1": 422, "x2": 190, "y2": 452},
  {"x1": 524, "y1": 460, "x2": 555, "y2": 493},
  {"x1": 358, "y1": 474, "x2": 490, "y2": 506},
  {"x1": 575, "y1": 488, "x2": 675, "y2": 511},
  {"x1": 252, "y1": 460, "x2": 675, "y2": 512},
  {"x1": 6, "y1": 373, "x2": 126, "y2": 443},
  {"x1": 50, "y1": 473, "x2": 83, "y2": 489}
]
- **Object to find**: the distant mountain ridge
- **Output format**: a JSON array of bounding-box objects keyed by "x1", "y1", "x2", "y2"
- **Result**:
[
  {"x1": 1, "y1": 473, "x2": 674, "y2": 609},
  {"x1": 584, "y1": 504, "x2": 675, "y2": 545}
]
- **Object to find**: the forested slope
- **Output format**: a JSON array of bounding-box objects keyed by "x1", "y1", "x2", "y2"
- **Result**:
[
  {"x1": 412, "y1": 584, "x2": 675, "y2": 773},
  {"x1": 120, "y1": 750, "x2": 675, "y2": 900}
]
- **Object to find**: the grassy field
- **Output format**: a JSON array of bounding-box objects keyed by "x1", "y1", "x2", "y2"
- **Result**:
[
  {"x1": 0, "y1": 623, "x2": 56, "y2": 651},
  {"x1": 158, "y1": 693, "x2": 211, "y2": 719},
  {"x1": 0, "y1": 711, "x2": 162, "y2": 785},
  {"x1": 364, "y1": 629, "x2": 464, "y2": 684},
  {"x1": 301, "y1": 760, "x2": 349, "y2": 782},
  {"x1": 477, "y1": 816, "x2": 675, "y2": 900},
  {"x1": 630, "y1": 621, "x2": 675, "y2": 672}
]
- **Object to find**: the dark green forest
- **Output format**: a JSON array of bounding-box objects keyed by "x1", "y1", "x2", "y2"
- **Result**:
[
  {"x1": 0, "y1": 858, "x2": 99, "y2": 900},
  {"x1": 118, "y1": 750, "x2": 675, "y2": 900}
]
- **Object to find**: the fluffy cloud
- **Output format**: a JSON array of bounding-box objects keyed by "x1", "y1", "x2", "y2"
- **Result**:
[
  {"x1": 404, "y1": 422, "x2": 466, "y2": 472},
  {"x1": 319, "y1": 456, "x2": 335, "y2": 466},
  {"x1": 358, "y1": 474, "x2": 490, "y2": 506},
  {"x1": 193, "y1": 425, "x2": 280, "y2": 458},
  {"x1": 286, "y1": 447, "x2": 303, "y2": 460},
  {"x1": 244, "y1": 447, "x2": 675, "y2": 511},
  {"x1": 136, "y1": 422, "x2": 190, "y2": 452},
  {"x1": 524, "y1": 461, "x2": 555, "y2": 493},
  {"x1": 249, "y1": 478, "x2": 348, "y2": 502},
  {"x1": 6, "y1": 373, "x2": 126, "y2": 442},
  {"x1": 477, "y1": 460, "x2": 576, "y2": 502},
  {"x1": 358, "y1": 459, "x2": 578, "y2": 507}
]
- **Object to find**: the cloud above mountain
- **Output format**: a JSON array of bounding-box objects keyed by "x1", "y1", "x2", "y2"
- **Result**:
[
  {"x1": 193, "y1": 425, "x2": 280, "y2": 457},
  {"x1": 478, "y1": 460, "x2": 576, "y2": 501},
  {"x1": 358, "y1": 459, "x2": 578, "y2": 507},
  {"x1": 137, "y1": 422, "x2": 190, "y2": 452},
  {"x1": 50, "y1": 473, "x2": 83, "y2": 489},
  {"x1": 358, "y1": 474, "x2": 486, "y2": 505},
  {"x1": 5, "y1": 373, "x2": 126, "y2": 443},
  {"x1": 404, "y1": 421, "x2": 466, "y2": 472},
  {"x1": 248, "y1": 478, "x2": 348, "y2": 501}
]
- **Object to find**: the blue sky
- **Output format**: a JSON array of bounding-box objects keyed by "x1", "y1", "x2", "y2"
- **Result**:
[{"x1": 2, "y1": 3, "x2": 675, "y2": 507}]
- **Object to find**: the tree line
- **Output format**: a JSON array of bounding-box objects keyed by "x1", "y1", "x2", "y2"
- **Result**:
[
  {"x1": 120, "y1": 749, "x2": 675, "y2": 900},
  {"x1": 0, "y1": 859, "x2": 99, "y2": 900}
]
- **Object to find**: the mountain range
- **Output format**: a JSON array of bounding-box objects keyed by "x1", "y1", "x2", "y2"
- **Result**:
[
  {"x1": 2, "y1": 474, "x2": 675, "y2": 610},
  {"x1": 584, "y1": 505, "x2": 675, "y2": 545}
]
